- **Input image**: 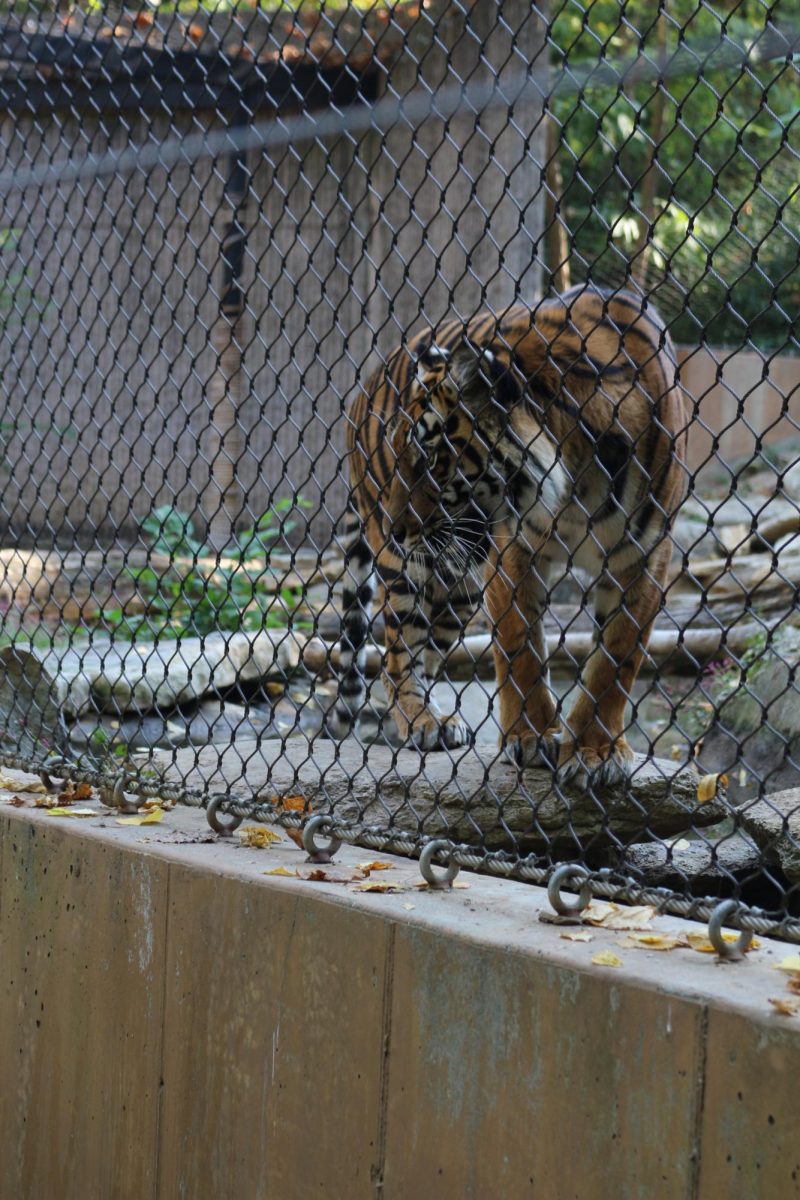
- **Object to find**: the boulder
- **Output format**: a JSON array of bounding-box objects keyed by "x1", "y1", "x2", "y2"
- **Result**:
[
  {"x1": 164, "y1": 738, "x2": 724, "y2": 856},
  {"x1": 738, "y1": 788, "x2": 800, "y2": 885},
  {"x1": 700, "y1": 625, "x2": 800, "y2": 797},
  {"x1": 39, "y1": 629, "x2": 303, "y2": 717},
  {"x1": 610, "y1": 835, "x2": 762, "y2": 894}
]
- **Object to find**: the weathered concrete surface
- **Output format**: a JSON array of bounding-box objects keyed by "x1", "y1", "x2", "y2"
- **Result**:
[
  {"x1": 698, "y1": 1010, "x2": 800, "y2": 1200},
  {"x1": 384, "y1": 929, "x2": 704, "y2": 1200},
  {"x1": 158, "y1": 872, "x2": 388, "y2": 1200},
  {"x1": 0, "y1": 814, "x2": 167, "y2": 1200},
  {"x1": 1, "y1": 784, "x2": 799, "y2": 1200},
  {"x1": 166, "y1": 736, "x2": 723, "y2": 854}
]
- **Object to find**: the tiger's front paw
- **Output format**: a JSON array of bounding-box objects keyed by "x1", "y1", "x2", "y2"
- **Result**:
[
  {"x1": 398, "y1": 709, "x2": 472, "y2": 752},
  {"x1": 501, "y1": 729, "x2": 562, "y2": 770},
  {"x1": 556, "y1": 738, "x2": 636, "y2": 790}
]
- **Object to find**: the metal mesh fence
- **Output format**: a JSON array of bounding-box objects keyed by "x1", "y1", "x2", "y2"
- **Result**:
[{"x1": 0, "y1": 0, "x2": 798, "y2": 945}]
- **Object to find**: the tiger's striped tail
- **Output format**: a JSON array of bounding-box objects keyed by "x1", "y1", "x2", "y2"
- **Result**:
[{"x1": 328, "y1": 508, "x2": 377, "y2": 739}]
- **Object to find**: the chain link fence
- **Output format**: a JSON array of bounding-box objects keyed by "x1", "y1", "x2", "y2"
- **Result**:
[{"x1": 0, "y1": 0, "x2": 798, "y2": 946}]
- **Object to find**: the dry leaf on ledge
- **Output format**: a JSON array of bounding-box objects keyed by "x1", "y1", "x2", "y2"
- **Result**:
[
  {"x1": 238, "y1": 827, "x2": 282, "y2": 849},
  {"x1": 620, "y1": 932, "x2": 686, "y2": 952},
  {"x1": 58, "y1": 782, "x2": 93, "y2": 806},
  {"x1": 45, "y1": 807, "x2": 98, "y2": 818},
  {"x1": 768, "y1": 997, "x2": 800, "y2": 1017},
  {"x1": 116, "y1": 808, "x2": 164, "y2": 826},
  {"x1": 773, "y1": 955, "x2": 800, "y2": 973},
  {"x1": 687, "y1": 931, "x2": 760, "y2": 954},
  {"x1": 0, "y1": 774, "x2": 46, "y2": 793},
  {"x1": 583, "y1": 901, "x2": 655, "y2": 931},
  {"x1": 591, "y1": 950, "x2": 623, "y2": 967}
]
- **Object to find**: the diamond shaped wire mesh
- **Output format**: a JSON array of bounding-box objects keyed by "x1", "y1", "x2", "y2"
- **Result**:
[{"x1": 0, "y1": 0, "x2": 798, "y2": 941}]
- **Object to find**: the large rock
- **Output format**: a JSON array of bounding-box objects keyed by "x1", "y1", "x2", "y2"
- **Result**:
[
  {"x1": 611, "y1": 835, "x2": 763, "y2": 895},
  {"x1": 39, "y1": 629, "x2": 302, "y2": 717},
  {"x1": 738, "y1": 788, "x2": 800, "y2": 885},
  {"x1": 164, "y1": 738, "x2": 724, "y2": 856},
  {"x1": 700, "y1": 625, "x2": 800, "y2": 797}
]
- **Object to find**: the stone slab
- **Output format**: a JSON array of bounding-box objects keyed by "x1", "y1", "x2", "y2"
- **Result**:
[
  {"x1": 739, "y1": 787, "x2": 800, "y2": 885},
  {"x1": 165, "y1": 736, "x2": 723, "y2": 854},
  {"x1": 38, "y1": 628, "x2": 302, "y2": 716}
]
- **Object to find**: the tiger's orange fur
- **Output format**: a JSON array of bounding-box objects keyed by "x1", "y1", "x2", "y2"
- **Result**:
[{"x1": 335, "y1": 285, "x2": 689, "y2": 787}]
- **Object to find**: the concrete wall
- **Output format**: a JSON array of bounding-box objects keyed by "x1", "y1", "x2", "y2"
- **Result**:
[
  {"x1": 678, "y1": 344, "x2": 800, "y2": 474},
  {"x1": 0, "y1": 2, "x2": 548, "y2": 549},
  {"x1": 1, "y1": 800, "x2": 798, "y2": 1200}
]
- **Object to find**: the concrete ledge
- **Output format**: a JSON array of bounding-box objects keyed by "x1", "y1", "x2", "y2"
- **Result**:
[{"x1": 1, "y1": 784, "x2": 799, "y2": 1200}]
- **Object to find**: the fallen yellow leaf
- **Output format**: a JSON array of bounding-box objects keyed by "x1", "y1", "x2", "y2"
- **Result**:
[
  {"x1": 591, "y1": 950, "x2": 623, "y2": 967},
  {"x1": 238, "y1": 826, "x2": 282, "y2": 849},
  {"x1": 560, "y1": 931, "x2": 594, "y2": 942},
  {"x1": 768, "y1": 997, "x2": 800, "y2": 1016},
  {"x1": 45, "y1": 807, "x2": 98, "y2": 817},
  {"x1": 787, "y1": 974, "x2": 800, "y2": 995},
  {"x1": 697, "y1": 773, "x2": 727, "y2": 803},
  {"x1": 116, "y1": 808, "x2": 164, "y2": 826},
  {"x1": 687, "y1": 930, "x2": 759, "y2": 954},
  {"x1": 621, "y1": 933, "x2": 685, "y2": 951},
  {"x1": 354, "y1": 881, "x2": 406, "y2": 893},
  {"x1": 773, "y1": 955, "x2": 800, "y2": 973},
  {"x1": 356, "y1": 861, "x2": 395, "y2": 874},
  {"x1": 264, "y1": 866, "x2": 296, "y2": 877},
  {"x1": 0, "y1": 774, "x2": 46, "y2": 793},
  {"x1": 584, "y1": 901, "x2": 655, "y2": 931},
  {"x1": 33, "y1": 795, "x2": 60, "y2": 809}
]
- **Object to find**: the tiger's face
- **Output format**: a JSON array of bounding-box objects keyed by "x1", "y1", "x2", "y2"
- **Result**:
[
  {"x1": 381, "y1": 343, "x2": 517, "y2": 578},
  {"x1": 381, "y1": 345, "x2": 492, "y2": 574},
  {"x1": 380, "y1": 339, "x2": 569, "y2": 577}
]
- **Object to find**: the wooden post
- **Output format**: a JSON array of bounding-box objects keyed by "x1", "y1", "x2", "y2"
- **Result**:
[{"x1": 205, "y1": 109, "x2": 249, "y2": 553}]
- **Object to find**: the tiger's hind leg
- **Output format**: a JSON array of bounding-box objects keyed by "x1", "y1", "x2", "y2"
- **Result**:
[{"x1": 556, "y1": 541, "x2": 672, "y2": 789}]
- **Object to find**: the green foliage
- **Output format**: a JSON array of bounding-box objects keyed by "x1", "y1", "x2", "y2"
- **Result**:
[
  {"x1": 548, "y1": 0, "x2": 800, "y2": 351},
  {"x1": 0, "y1": 227, "x2": 46, "y2": 334},
  {"x1": 103, "y1": 501, "x2": 312, "y2": 641}
]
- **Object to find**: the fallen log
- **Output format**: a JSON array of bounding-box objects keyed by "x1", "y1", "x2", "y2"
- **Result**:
[
  {"x1": 685, "y1": 547, "x2": 800, "y2": 588},
  {"x1": 750, "y1": 510, "x2": 800, "y2": 550},
  {"x1": 301, "y1": 620, "x2": 776, "y2": 678},
  {"x1": 165, "y1": 737, "x2": 725, "y2": 856}
]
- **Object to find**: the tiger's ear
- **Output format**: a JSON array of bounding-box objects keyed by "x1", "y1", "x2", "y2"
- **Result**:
[{"x1": 449, "y1": 340, "x2": 525, "y2": 426}]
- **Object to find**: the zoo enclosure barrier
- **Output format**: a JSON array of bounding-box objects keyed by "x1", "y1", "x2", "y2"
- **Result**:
[{"x1": 0, "y1": 1, "x2": 799, "y2": 948}]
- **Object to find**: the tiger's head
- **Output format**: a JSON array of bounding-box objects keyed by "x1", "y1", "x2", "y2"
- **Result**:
[{"x1": 381, "y1": 339, "x2": 566, "y2": 576}]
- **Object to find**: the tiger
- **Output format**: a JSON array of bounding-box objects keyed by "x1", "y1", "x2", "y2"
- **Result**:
[{"x1": 331, "y1": 285, "x2": 689, "y2": 789}]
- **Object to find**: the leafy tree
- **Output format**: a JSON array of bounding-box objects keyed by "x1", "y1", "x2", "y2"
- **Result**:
[{"x1": 546, "y1": 0, "x2": 800, "y2": 351}]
